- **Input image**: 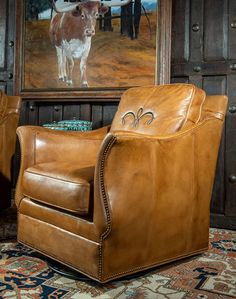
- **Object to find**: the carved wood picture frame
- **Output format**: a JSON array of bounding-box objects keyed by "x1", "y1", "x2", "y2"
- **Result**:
[{"x1": 14, "y1": 0, "x2": 172, "y2": 100}]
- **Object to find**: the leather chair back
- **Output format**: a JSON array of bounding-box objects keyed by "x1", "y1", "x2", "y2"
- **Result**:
[{"x1": 111, "y1": 84, "x2": 206, "y2": 135}]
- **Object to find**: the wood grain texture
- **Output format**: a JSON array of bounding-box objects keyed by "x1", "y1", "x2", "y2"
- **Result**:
[{"x1": 171, "y1": 0, "x2": 236, "y2": 229}]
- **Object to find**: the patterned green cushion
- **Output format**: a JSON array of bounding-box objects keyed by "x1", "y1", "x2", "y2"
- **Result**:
[{"x1": 42, "y1": 120, "x2": 92, "y2": 131}]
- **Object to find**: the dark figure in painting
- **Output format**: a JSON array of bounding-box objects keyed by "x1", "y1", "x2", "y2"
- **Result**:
[
  {"x1": 99, "y1": 8, "x2": 113, "y2": 32},
  {"x1": 26, "y1": 1, "x2": 39, "y2": 21},
  {"x1": 121, "y1": 0, "x2": 141, "y2": 39}
]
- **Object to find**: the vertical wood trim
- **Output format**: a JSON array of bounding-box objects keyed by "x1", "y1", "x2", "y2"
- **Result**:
[
  {"x1": 228, "y1": 0, "x2": 236, "y2": 59},
  {"x1": 184, "y1": 0, "x2": 190, "y2": 62},
  {"x1": 157, "y1": 0, "x2": 172, "y2": 85},
  {"x1": 80, "y1": 104, "x2": 91, "y2": 121},
  {"x1": 92, "y1": 105, "x2": 103, "y2": 129},
  {"x1": 190, "y1": 0, "x2": 204, "y2": 62},
  {"x1": 203, "y1": 0, "x2": 228, "y2": 61},
  {"x1": 7, "y1": 0, "x2": 15, "y2": 70},
  {"x1": 171, "y1": 0, "x2": 190, "y2": 63},
  {"x1": 0, "y1": 0, "x2": 7, "y2": 68},
  {"x1": 14, "y1": 0, "x2": 23, "y2": 95}
]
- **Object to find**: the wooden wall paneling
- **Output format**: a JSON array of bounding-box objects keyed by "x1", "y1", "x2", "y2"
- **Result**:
[
  {"x1": 189, "y1": 0, "x2": 203, "y2": 62},
  {"x1": 6, "y1": 0, "x2": 15, "y2": 94},
  {"x1": 227, "y1": 74, "x2": 236, "y2": 108},
  {"x1": 225, "y1": 112, "x2": 236, "y2": 216},
  {"x1": 18, "y1": 101, "x2": 119, "y2": 129},
  {"x1": 0, "y1": 0, "x2": 15, "y2": 95},
  {"x1": 188, "y1": 75, "x2": 203, "y2": 88},
  {"x1": 171, "y1": 77, "x2": 189, "y2": 83},
  {"x1": 52, "y1": 104, "x2": 63, "y2": 122},
  {"x1": 203, "y1": 75, "x2": 227, "y2": 216},
  {"x1": 80, "y1": 104, "x2": 91, "y2": 121},
  {"x1": 27, "y1": 101, "x2": 38, "y2": 125},
  {"x1": 171, "y1": 0, "x2": 190, "y2": 64},
  {"x1": 210, "y1": 130, "x2": 226, "y2": 215},
  {"x1": 38, "y1": 104, "x2": 55, "y2": 126},
  {"x1": 172, "y1": 0, "x2": 236, "y2": 229},
  {"x1": 0, "y1": 0, "x2": 10, "y2": 93},
  {"x1": 0, "y1": 0, "x2": 7, "y2": 69},
  {"x1": 92, "y1": 105, "x2": 103, "y2": 129},
  {"x1": 203, "y1": 0, "x2": 228, "y2": 61},
  {"x1": 228, "y1": 0, "x2": 236, "y2": 59},
  {"x1": 188, "y1": 0, "x2": 203, "y2": 87},
  {"x1": 225, "y1": 74, "x2": 236, "y2": 217},
  {"x1": 19, "y1": 101, "x2": 29, "y2": 125},
  {"x1": 225, "y1": 0, "x2": 236, "y2": 222},
  {"x1": 63, "y1": 104, "x2": 81, "y2": 120},
  {"x1": 202, "y1": 76, "x2": 227, "y2": 95},
  {"x1": 102, "y1": 104, "x2": 118, "y2": 126}
]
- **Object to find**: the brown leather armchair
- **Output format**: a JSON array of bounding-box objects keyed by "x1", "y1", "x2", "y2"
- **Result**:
[
  {"x1": 15, "y1": 84, "x2": 227, "y2": 283},
  {"x1": 0, "y1": 91, "x2": 21, "y2": 210}
]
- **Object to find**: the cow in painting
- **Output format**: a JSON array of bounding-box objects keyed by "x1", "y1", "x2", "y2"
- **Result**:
[{"x1": 49, "y1": 0, "x2": 108, "y2": 87}]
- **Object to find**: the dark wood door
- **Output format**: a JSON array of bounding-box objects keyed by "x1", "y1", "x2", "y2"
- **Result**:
[
  {"x1": 171, "y1": 0, "x2": 236, "y2": 229},
  {"x1": 0, "y1": 0, "x2": 15, "y2": 95}
]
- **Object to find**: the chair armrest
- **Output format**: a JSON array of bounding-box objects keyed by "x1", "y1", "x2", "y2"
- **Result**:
[
  {"x1": 0, "y1": 113, "x2": 20, "y2": 180},
  {"x1": 93, "y1": 118, "x2": 224, "y2": 242},
  {"x1": 15, "y1": 125, "x2": 109, "y2": 206}
]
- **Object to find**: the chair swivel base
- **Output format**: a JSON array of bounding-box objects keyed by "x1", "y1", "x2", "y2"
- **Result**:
[
  {"x1": 46, "y1": 258, "x2": 150, "y2": 282},
  {"x1": 47, "y1": 259, "x2": 92, "y2": 281}
]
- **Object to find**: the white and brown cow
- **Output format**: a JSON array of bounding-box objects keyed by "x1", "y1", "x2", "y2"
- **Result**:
[
  {"x1": 49, "y1": 0, "x2": 132, "y2": 87},
  {"x1": 49, "y1": 0, "x2": 108, "y2": 87}
]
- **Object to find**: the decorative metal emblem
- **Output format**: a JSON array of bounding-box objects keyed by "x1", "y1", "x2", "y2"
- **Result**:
[{"x1": 121, "y1": 107, "x2": 155, "y2": 127}]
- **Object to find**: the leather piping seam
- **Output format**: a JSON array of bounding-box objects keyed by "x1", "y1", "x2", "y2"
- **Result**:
[
  {"x1": 98, "y1": 134, "x2": 117, "y2": 281},
  {"x1": 204, "y1": 111, "x2": 225, "y2": 120},
  {"x1": 36, "y1": 131, "x2": 105, "y2": 141},
  {"x1": 22, "y1": 194, "x2": 89, "y2": 214},
  {"x1": 20, "y1": 214, "x2": 98, "y2": 243},
  {"x1": 20, "y1": 197, "x2": 94, "y2": 223},
  {"x1": 15, "y1": 131, "x2": 36, "y2": 207},
  {"x1": 114, "y1": 118, "x2": 222, "y2": 142},
  {"x1": 17, "y1": 239, "x2": 99, "y2": 279},
  {"x1": 24, "y1": 171, "x2": 91, "y2": 187},
  {"x1": 196, "y1": 89, "x2": 206, "y2": 123},
  {"x1": 15, "y1": 131, "x2": 24, "y2": 205},
  {"x1": 181, "y1": 85, "x2": 195, "y2": 128},
  {"x1": 102, "y1": 247, "x2": 208, "y2": 282}
]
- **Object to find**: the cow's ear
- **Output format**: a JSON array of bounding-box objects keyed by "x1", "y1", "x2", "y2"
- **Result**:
[
  {"x1": 72, "y1": 5, "x2": 81, "y2": 17},
  {"x1": 99, "y1": 5, "x2": 109, "y2": 15}
]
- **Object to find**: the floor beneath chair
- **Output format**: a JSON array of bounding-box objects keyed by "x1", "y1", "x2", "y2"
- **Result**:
[
  {"x1": 0, "y1": 228, "x2": 235, "y2": 298},
  {"x1": 0, "y1": 206, "x2": 17, "y2": 242}
]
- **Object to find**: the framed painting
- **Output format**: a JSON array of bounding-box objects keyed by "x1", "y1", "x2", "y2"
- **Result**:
[{"x1": 15, "y1": 0, "x2": 172, "y2": 98}]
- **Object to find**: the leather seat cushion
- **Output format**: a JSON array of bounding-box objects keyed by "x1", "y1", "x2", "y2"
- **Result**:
[{"x1": 22, "y1": 162, "x2": 94, "y2": 215}]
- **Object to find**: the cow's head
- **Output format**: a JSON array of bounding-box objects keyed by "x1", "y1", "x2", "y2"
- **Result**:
[
  {"x1": 73, "y1": 1, "x2": 108, "y2": 36},
  {"x1": 52, "y1": 0, "x2": 109, "y2": 37}
]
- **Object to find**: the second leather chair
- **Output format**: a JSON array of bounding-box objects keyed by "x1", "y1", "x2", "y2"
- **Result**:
[{"x1": 0, "y1": 91, "x2": 21, "y2": 210}]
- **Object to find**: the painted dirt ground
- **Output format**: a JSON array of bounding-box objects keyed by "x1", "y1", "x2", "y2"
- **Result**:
[{"x1": 23, "y1": 12, "x2": 157, "y2": 89}]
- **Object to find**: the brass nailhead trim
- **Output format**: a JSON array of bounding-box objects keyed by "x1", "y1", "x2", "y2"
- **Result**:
[{"x1": 98, "y1": 134, "x2": 117, "y2": 281}]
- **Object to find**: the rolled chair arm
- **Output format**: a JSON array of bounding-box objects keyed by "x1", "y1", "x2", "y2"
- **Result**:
[
  {"x1": 15, "y1": 125, "x2": 110, "y2": 207},
  {"x1": 93, "y1": 117, "x2": 224, "y2": 274}
]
